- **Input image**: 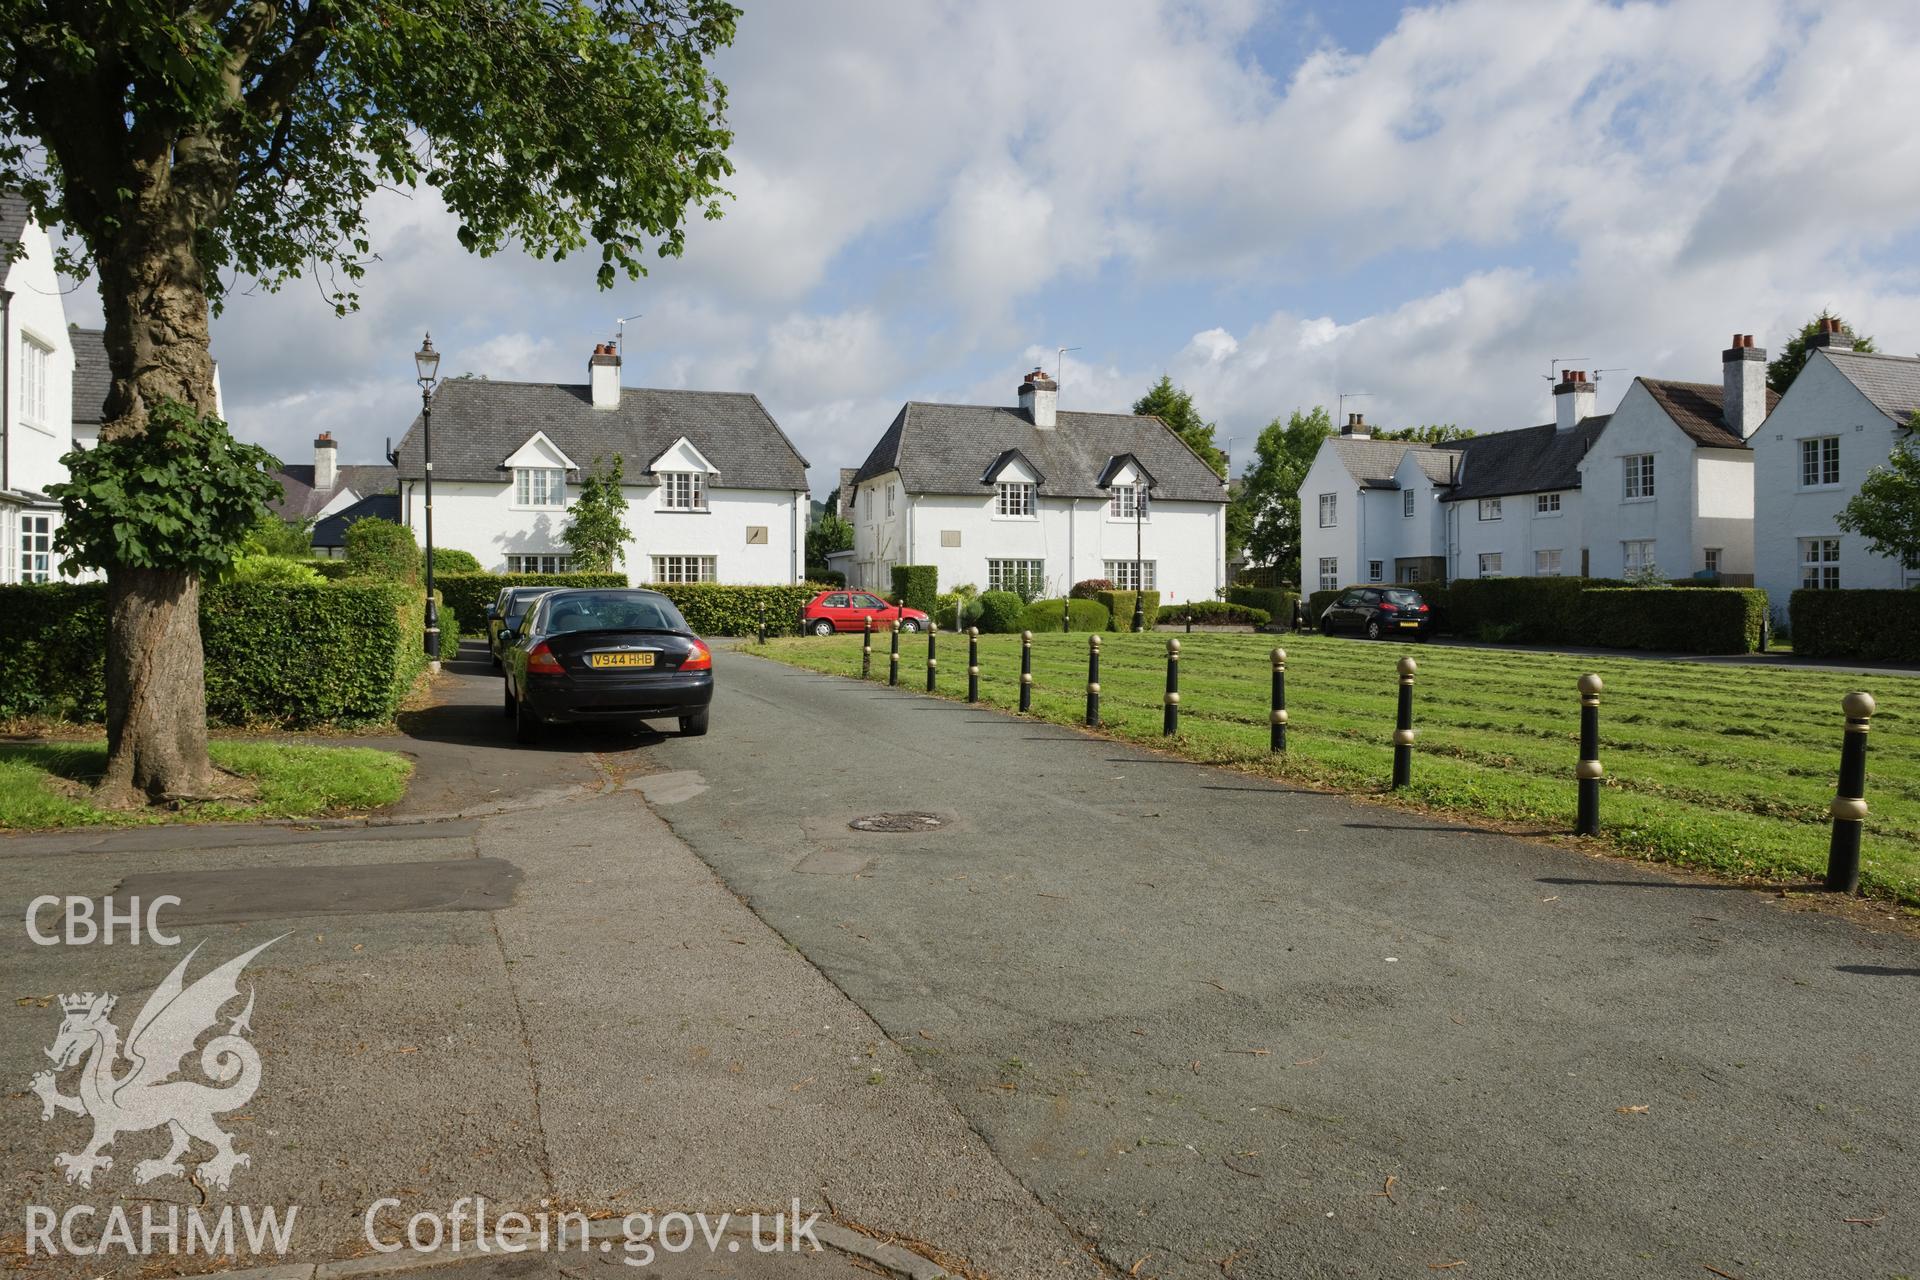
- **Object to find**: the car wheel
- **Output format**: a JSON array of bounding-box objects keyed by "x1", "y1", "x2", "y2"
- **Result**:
[
  {"x1": 1366, "y1": 619, "x2": 1383, "y2": 640},
  {"x1": 811, "y1": 618, "x2": 835, "y2": 637},
  {"x1": 898, "y1": 618, "x2": 920, "y2": 633},
  {"x1": 513, "y1": 691, "x2": 543, "y2": 744},
  {"x1": 502, "y1": 678, "x2": 515, "y2": 719},
  {"x1": 1319, "y1": 618, "x2": 1333, "y2": 636},
  {"x1": 679, "y1": 707, "x2": 710, "y2": 737}
]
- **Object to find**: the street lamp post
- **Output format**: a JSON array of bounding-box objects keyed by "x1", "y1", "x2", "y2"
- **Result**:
[
  {"x1": 1132, "y1": 480, "x2": 1146, "y2": 632},
  {"x1": 415, "y1": 333, "x2": 442, "y2": 667}
]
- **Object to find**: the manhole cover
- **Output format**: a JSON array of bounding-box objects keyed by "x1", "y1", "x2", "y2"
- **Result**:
[{"x1": 849, "y1": 812, "x2": 947, "y2": 833}]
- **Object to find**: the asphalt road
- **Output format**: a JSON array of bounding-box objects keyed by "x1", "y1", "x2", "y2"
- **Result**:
[{"x1": 646, "y1": 646, "x2": 1920, "y2": 1280}]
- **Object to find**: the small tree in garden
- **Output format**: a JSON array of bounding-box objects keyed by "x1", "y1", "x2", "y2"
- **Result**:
[
  {"x1": 561, "y1": 456, "x2": 633, "y2": 572},
  {"x1": 431, "y1": 547, "x2": 483, "y2": 574},
  {"x1": 1069, "y1": 579, "x2": 1115, "y2": 599},
  {"x1": 343, "y1": 517, "x2": 422, "y2": 583},
  {"x1": 1837, "y1": 422, "x2": 1920, "y2": 570}
]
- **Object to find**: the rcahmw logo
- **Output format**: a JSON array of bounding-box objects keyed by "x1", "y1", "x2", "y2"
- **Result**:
[{"x1": 23, "y1": 936, "x2": 300, "y2": 1259}]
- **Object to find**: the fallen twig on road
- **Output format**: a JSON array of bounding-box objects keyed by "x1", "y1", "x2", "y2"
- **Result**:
[{"x1": 1221, "y1": 1155, "x2": 1262, "y2": 1178}]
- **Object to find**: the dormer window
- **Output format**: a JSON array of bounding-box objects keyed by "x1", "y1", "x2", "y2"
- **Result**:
[
  {"x1": 1108, "y1": 484, "x2": 1149, "y2": 519},
  {"x1": 661, "y1": 471, "x2": 707, "y2": 510},
  {"x1": 515, "y1": 468, "x2": 564, "y2": 508},
  {"x1": 996, "y1": 482, "x2": 1035, "y2": 517}
]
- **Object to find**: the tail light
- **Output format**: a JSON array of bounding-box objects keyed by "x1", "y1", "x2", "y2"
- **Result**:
[
  {"x1": 681, "y1": 639, "x2": 713, "y2": 672},
  {"x1": 1418, "y1": 604, "x2": 1430, "y2": 612},
  {"x1": 1380, "y1": 602, "x2": 1399, "y2": 613},
  {"x1": 526, "y1": 643, "x2": 564, "y2": 675}
]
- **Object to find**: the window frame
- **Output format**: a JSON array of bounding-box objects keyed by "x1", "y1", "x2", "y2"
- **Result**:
[
  {"x1": 987, "y1": 558, "x2": 1045, "y2": 593},
  {"x1": 18, "y1": 513, "x2": 52, "y2": 583},
  {"x1": 1799, "y1": 537, "x2": 1840, "y2": 590},
  {"x1": 1535, "y1": 492, "x2": 1562, "y2": 515},
  {"x1": 1534, "y1": 548, "x2": 1562, "y2": 576},
  {"x1": 1367, "y1": 560, "x2": 1383, "y2": 583},
  {"x1": 886, "y1": 484, "x2": 896, "y2": 517},
  {"x1": 995, "y1": 481, "x2": 1036, "y2": 518},
  {"x1": 1318, "y1": 493, "x2": 1337, "y2": 528},
  {"x1": 1623, "y1": 454, "x2": 1656, "y2": 501},
  {"x1": 1704, "y1": 547, "x2": 1722, "y2": 574},
  {"x1": 1477, "y1": 497, "x2": 1503, "y2": 522},
  {"x1": 650, "y1": 554, "x2": 717, "y2": 583},
  {"x1": 1477, "y1": 551, "x2": 1502, "y2": 577},
  {"x1": 1107, "y1": 483, "x2": 1149, "y2": 520},
  {"x1": 506, "y1": 552, "x2": 576, "y2": 574},
  {"x1": 1799, "y1": 436, "x2": 1841, "y2": 489},
  {"x1": 514, "y1": 467, "x2": 566, "y2": 510},
  {"x1": 1623, "y1": 539, "x2": 1655, "y2": 575},
  {"x1": 1402, "y1": 489, "x2": 1416, "y2": 518},
  {"x1": 659, "y1": 471, "x2": 708, "y2": 511},
  {"x1": 17, "y1": 334, "x2": 50, "y2": 429},
  {"x1": 1103, "y1": 559, "x2": 1157, "y2": 590},
  {"x1": 1317, "y1": 557, "x2": 1339, "y2": 592}
]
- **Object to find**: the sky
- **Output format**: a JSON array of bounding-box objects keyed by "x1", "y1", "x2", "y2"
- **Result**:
[{"x1": 57, "y1": 0, "x2": 1920, "y2": 497}]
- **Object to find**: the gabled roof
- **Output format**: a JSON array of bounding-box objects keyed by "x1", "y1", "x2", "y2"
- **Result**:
[
  {"x1": 311, "y1": 492, "x2": 400, "y2": 548},
  {"x1": 1439, "y1": 417, "x2": 1610, "y2": 502},
  {"x1": 980, "y1": 447, "x2": 1045, "y2": 486},
  {"x1": 392, "y1": 378, "x2": 807, "y2": 491},
  {"x1": 1819, "y1": 350, "x2": 1920, "y2": 424},
  {"x1": 1321, "y1": 436, "x2": 1444, "y2": 489},
  {"x1": 1637, "y1": 377, "x2": 1778, "y2": 449},
  {"x1": 69, "y1": 327, "x2": 110, "y2": 427},
  {"x1": 0, "y1": 194, "x2": 29, "y2": 247},
  {"x1": 268, "y1": 463, "x2": 398, "y2": 521},
  {"x1": 1094, "y1": 452, "x2": 1156, "y2": 490},
  {"x1": 835, "y1": 467, "x2": 858, "y2": 516},
  {"x1": 854, "y1": 403, "x2": 1226, "y2": 503}
]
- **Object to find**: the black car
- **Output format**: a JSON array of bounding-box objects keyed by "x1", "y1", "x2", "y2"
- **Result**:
[
  {"x1": 485, "y1": 586, "x2": 555, "y2": 668},
  {"x1": 1319, "y1": 586, "x2": 1432, "y2": 640},
  {"x1": 500, "y1": 588, "x2": 714, "y2": 742}
]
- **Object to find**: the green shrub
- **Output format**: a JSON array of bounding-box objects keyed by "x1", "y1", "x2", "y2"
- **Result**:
[
  {"x1": 431, "y1": 547, "x2": 483, "y2": 574},
  {"x1": 1790, "y1": 589, "x2": 1920, "y2": 661},
  {"x1": 1307, "y1": 588, "x2": 1340, "y2": 620},
  {"x1": 1019, "y1": 598, "x2": 1111, "y2": 633},
  {"x1": 1, "y1": 580, "x2": 440, "y2": 726},
  {"x1": 1225, "y1": 586, "x2": 1298, "y2": 627},
  {"x1": 1095, "y1": 590, "x2": 1161, "y2": 630},
  {"x1": 1450, "y1": 577, "x2": 1585, "y2": 644},
  {"x1": 310, "y1": 560, "x2": 354, "y2": 580},
  {"x1": 343, "y1": 517, "x2": 422, "y2": 584},
  {"x1": 1069, "y1": 578, "x2": 1115, "y2": 599},
  {"x1": 646, "y1": 582, "x2": 832, "y2": 637},
  {"x1": 975, "y1": 591, "x2": 1026, "y2": 633},
  {"x1": 1160, "y1": 600, "x2": 1271, "y2": 626},
  {"x1": 934, "y1": 591, "x2": 983, "y2": 631},
  {"x1": 434, "y1": 572, "x2": 628, "y2": 634},
  {"x1": 226, "y1": 554, "x2": 326, "y2": 586},
  {"x1": 890, "y1": 565, "x2": 939, "y2": 614},
  {"x1": 1578, "y1": 587, "x2": 1766, "y2": 654}
]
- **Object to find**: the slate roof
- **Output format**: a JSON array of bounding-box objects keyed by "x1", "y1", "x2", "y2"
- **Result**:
[
  {"x1": 268, "y1": 463, "x2": 398, "y2": 521},
  {"x1": 852, "y1": 403, "x2": 1227, "y2": 503},
  {"x1": 391, "y1": 378, "x2": 808, "y2": 491},
  {"x1": 311, "y1": 492, "x2": 400, "y2": 548},
  {"x1": 0, "y1": 194, "x2": 28, "y2": 247},
  {"x1": 1438, "y1": 417, "x2": 1611, "y2": 502},
  {"x1": 1637, "y1": 378, "x2": 1777, "y2": 449},
  {"x1": 69, "y1": 327, "x2": 110, "y2": 426},
  {"x1": 1821, "y1": 350, "x2": 1920, "y2": 424},
  {"x1": 1322, "y1": 437, "x2": 1436, "y2": 489},
  {"x1": 835, "y1": 467, "x2": 859, "y2": 517}
]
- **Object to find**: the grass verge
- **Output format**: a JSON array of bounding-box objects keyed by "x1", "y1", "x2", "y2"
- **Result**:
[
  {"x1": 0, "y1": 740, "x2": 413, "y2": 830},
  {"x1": 755, "y1": 631, "x2": 1920, "y2": 906}
]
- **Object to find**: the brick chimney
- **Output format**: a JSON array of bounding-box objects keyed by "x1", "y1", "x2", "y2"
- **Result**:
[
  {"x1": 1018, "y1": 367, "x2": 1058, "y2": 428},
  {"x1": 313, "y1": 431, "x2": 338, "y2": 491},
  {"x1": 1340, "y1": 412, "x2": 1371, "y2": 440},
  {"x1": 1722, "y1": 333, "x2": 1767, "y2": 439},
  {"x1": 1806, "y1": 315, "x2": 1856, "y2": 352},
  {"x1": 1553, "y1": 369, "x2": 1595, "y2": 432},
  {"x1": 589, "y1": 341, "x2": 621, "y2": 411}
]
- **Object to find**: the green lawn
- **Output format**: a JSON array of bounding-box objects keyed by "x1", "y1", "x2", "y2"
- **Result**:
[
  {"x1": 758, "y1": 631, "x2": 1920, "y2": 906},
  {"x1": 0, "y1": 741, "x2": 413, "y2": 830}
]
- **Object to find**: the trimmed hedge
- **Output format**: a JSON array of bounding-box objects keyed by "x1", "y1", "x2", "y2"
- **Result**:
[
  {"x1": 1451, "y1": 577, "x2": 1581, "y2": 643},
  {"x1": 1791, "y1": 589, "x2": 1920, "y2": 662},
  {"x1": 1159, "y1": 600, "x2": 1271, "y2": 627},
  {"x1": 975, "y1": 591, "x2": 1026, "y2": 633},
  {"x1": 1579, "y1": 587, "x2": 1767, "y2": 654},
  {"x1": 1225, "y1": 586, "x2": 1298, "y2": 628},
  {"x1": 1019, "y1": 598, "x2": 1112, "y2": 633},
  {"x1": 435, "y1": 572, "x2": 628, "y2": 634},
  {"x1": 311, "y1": 560, "x2": 354, "y2": 580},
  {"x1": 431, "y1": 547, "x2": 483, "y2": 574},
  {"x1": 1, "y1": 580, "x2": 438, "y2": 725},
  {"x1": 1095, "y1": 590, "x2": 1161, "y2": 631},
  {"x1": 891, "y1": 565, "x2": 939, "y2": 615},
  {"x1": 645, "y1": 582, "x2": 832, "y2": 637}
]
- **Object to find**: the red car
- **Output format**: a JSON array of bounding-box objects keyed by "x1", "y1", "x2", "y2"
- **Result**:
[{"x1": 801, "y1": 590, "x2": 929, "y2": 636}]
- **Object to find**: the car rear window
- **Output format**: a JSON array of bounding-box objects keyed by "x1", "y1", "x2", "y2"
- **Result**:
[
  {"x1": 541, "y1": 593, "x2": 689, "y2": 635},
  {"x1": 1383, "y1": 589, "x2": 1424, "y2": 606}
]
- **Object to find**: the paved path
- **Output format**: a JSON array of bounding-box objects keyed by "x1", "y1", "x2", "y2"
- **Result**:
[{"x1": 642, "y1": 647, "x2": 1920, "y2": 1280}]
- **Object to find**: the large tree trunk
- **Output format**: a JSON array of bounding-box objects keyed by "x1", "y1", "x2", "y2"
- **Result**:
[{"x1": 90, "y1": 194, "x2": 229, "y2": 808}]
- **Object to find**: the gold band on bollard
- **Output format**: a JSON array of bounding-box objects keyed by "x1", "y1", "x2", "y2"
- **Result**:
[
  {"x1": 968, "y1": 665, "x2": 980, "y2": 676},
  {"x1": 1577, "y1": 759, "x2": 1604, "y2": 780},
  {"x1": 1270, "y1": 709, "x2": 1288, "y2": 725},
  {"x1": 1021, "y1": 673, "x2": 1033, "y2": 685},
  {"x1": 1393, "y1": 728, "x2": 1416, "y2": 747},
  {"x1": 1164, "y1": 691, "x2": 1179, "y2": 705},
  {"x1": 1088, "y1": 682, "x2": 1101, "y2": 694},
  {"x1": 1830, "y1": 795, "x2": 1869, "y2": 822}
]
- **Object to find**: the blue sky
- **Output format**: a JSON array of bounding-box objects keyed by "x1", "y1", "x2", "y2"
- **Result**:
[{"x1": 66, "y1": 0, "x2": 1920, "y2": 497}]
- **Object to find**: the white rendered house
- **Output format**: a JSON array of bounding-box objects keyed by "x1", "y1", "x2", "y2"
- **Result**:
[
  {"x1": 1752, "y1": 322, "x2": 1920, "y2": 618},
  {"x1": 392, "y1": 342, "x2": 810, "y2": 583},
  {"x1": 847, "y1": 368, "x2": 1229, "y2": 603},
  {"x1": 1, "y1": 196, "x2": 78, "y2": 584},
  {"x1": 1298, "y1": 416, "x2": 1457, "y2": 592}
]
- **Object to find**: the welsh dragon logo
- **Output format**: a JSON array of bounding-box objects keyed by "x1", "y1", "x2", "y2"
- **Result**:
[{"x1": 29, "y1": 937, "x2": 282, "y2": 1190}]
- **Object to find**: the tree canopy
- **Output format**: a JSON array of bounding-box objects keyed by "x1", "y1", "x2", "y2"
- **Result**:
[
  {"x1": 1233, "y1": 406, "x2": 1333, "y2": 584},
  {"x1": 1374, "y1": 423, "x2": 1474, "y2": 443},
  {"x1": 561, "y1": 456, "x2": 634, "y2": 572},
  {"x1": 1768, "y1": 310, "x2": 1876, "y2": 393},
  {"x1": 1133, "y1": 376, "x2": 1227, "y2": 478},
  {"x1": 1836, "y1": 418, "x2": 1920, "y2": 570}
]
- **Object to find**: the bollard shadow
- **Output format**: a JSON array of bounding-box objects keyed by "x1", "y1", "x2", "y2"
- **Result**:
[
  {"x1": 1347, "y1": 821, "x2": 1557, "y2": 837},
  {"x1": 1835, "y1": 965, "x2": 1920, "y2": 977},
  {"x1": 1202, "y1": 784, "x2": 1320, "y2": 796},
  {"x1": 1535, "y1": 875, "x2": 1820, "y2": 893}
]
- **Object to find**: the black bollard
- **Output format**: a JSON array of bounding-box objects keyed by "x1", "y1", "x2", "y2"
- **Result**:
[
  {"x1": 1086, "y1": 634, "x2": 1102, "y2": 727},
  {"x1": 1825, "y1": 692, "x2": 1875, "y2": 893},
  {"x1": 1576, "y1": 674, "x2": 1603, "y2": 836},
  {"x1": 862, "y1": 614, "x2": 873, "y2": 680},
  {"x1": 1186, "y1": 610, "x2": 1193, "y2": 634},
  {"x1": 1019, "y1": 630, "x2": 1033, "y2": 713},
  {"x1": 1063, "y1": 599, "x2": 1071, "y2": 634},
  {"x1": 1270, "y1": 647, "x2": 1287, "y2": 753},
  {"x1": 1391, "y1": 656, "x2": 1417, "y2": 789},
  {"x1": 926, "y1": 629, "x2": 938, "y2": 692},
  {"x1": 757, "y1": 601, "x2": 766, "y2": 645},
  {"x1": 1163, "y1": 638, "x2": 1180, "y2": 735},
  {"x1": 967, "y1": 627, "x2": 980, "y2": 703},
  {"x1": 888, "y1": 620, "x2": 900, "y2": 687}
]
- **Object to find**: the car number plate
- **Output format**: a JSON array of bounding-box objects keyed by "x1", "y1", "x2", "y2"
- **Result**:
[
  {"x1": 589, "y1": 652, "x2": 655, "y2": 668},
  {"x1": 1398, "y1": 621, "x2": 1419, "y2": 628}
]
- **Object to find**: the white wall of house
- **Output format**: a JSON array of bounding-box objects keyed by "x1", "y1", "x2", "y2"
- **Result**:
[
  {"x1": 1578, "y1": 381, "x2": 1750, "y2": 581},
  {"x1": 1445, "y1": 487, "x2": 1583, "y2": 579},
  {"x1": 1299, "y1": 447, "x2": 1361, "y2": 592},
  {"x1": 851, "y1": 470, "x2": 909, "y2": 592},
  {"x1": 1383, "y1": 453, "x2": 1449, "y2": 578},
  {"x1": 1753, "y1": 352, "x2": 1917, "y2": 616},
  {"x1": 404, "y1": 477, "x2": 803, "y2": 583},
  {"x1": 1, "y1": 217, "x2": 78, "y2": 585}
]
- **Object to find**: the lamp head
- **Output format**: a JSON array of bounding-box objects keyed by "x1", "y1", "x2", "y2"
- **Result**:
[{"x1": 414, "y1": 332, "x2": 441, "y2": 388}]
